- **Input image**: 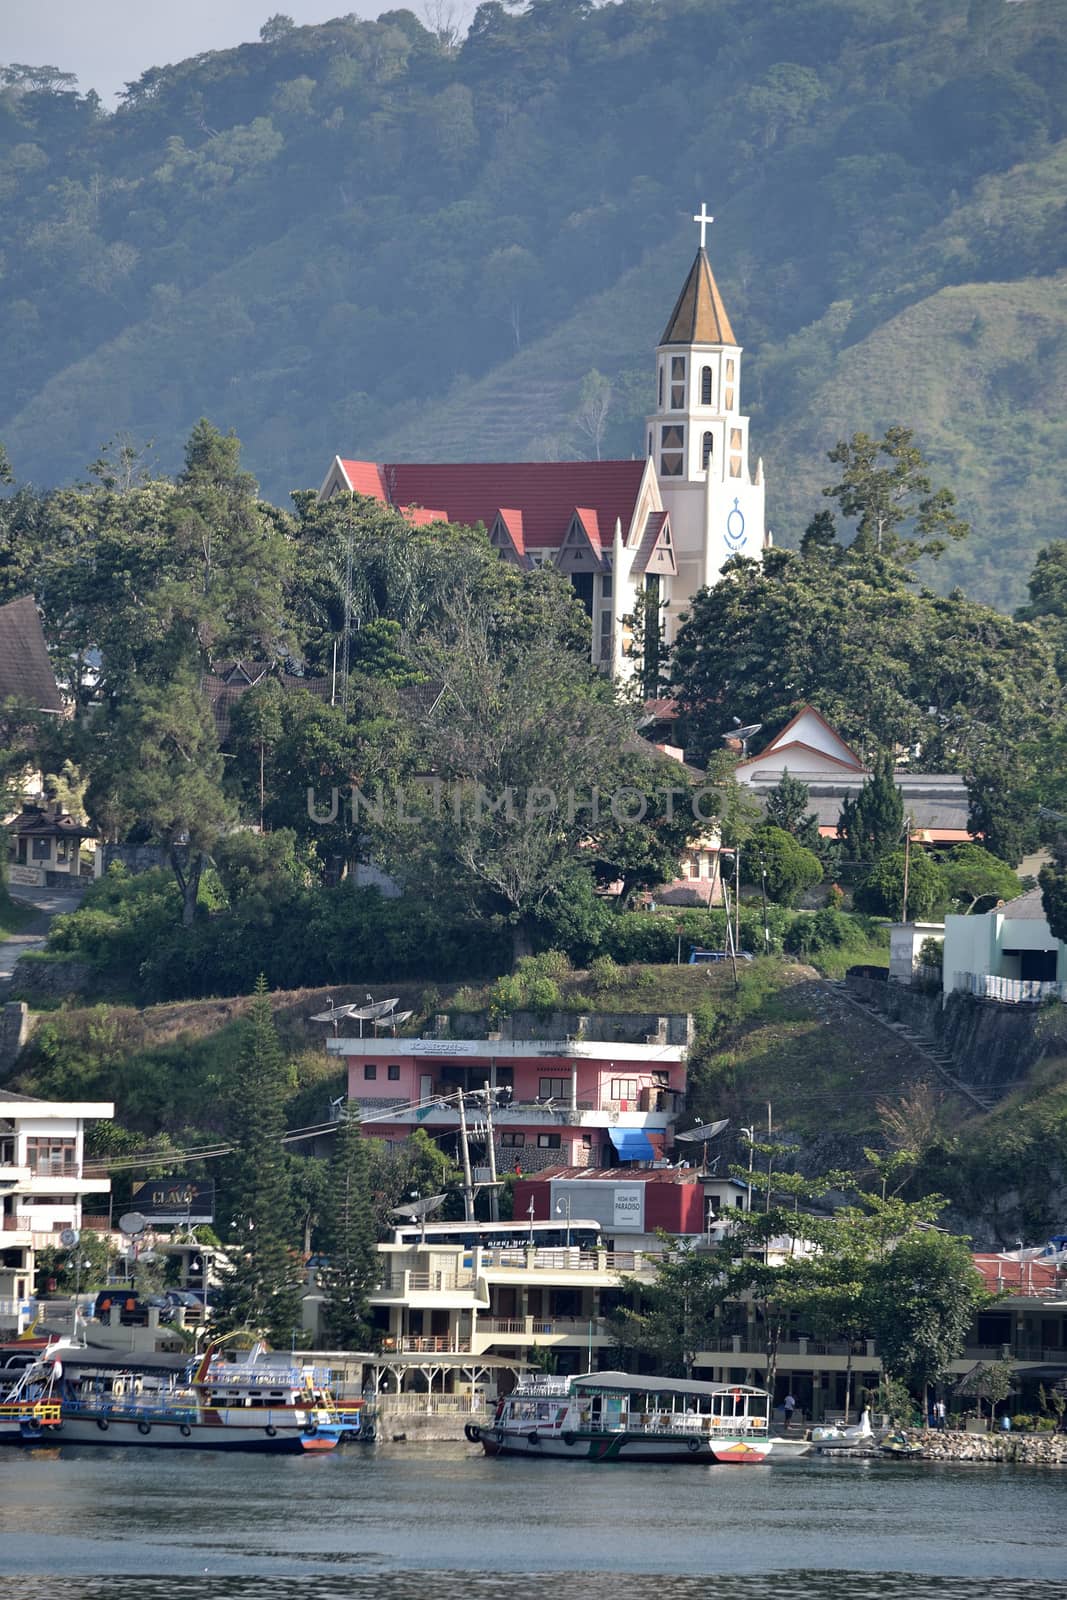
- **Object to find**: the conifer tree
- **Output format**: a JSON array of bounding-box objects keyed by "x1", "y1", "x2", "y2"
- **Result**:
[
  {"x1": 214, "y1": 976, "x2": 301, "y2": 1343},
  {"x1": 318, "y1": 1103, "x2": 378, "y2": 1349},
  {"x1": 838, "y1": 753, "x2": 903, "y2": 863}
]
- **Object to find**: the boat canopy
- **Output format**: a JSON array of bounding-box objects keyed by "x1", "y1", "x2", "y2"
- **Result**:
[
  {"x1": 45, "y1": 1350, "x2": 194, "y2": 1375},
  {"x1": 572, "y1": 1371, "x2": 767, "y2": 1399}
]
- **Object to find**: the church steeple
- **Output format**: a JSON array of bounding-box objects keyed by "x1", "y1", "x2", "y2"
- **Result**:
[{"x1": 660, "y1": 248, "x2": 736, "y2": 347}]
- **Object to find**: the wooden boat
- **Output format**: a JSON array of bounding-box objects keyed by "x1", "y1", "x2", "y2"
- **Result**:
[
  {"x1": 467, "y1": 1370, "x2": 771, "y2": 1463},
  {"x1": 2, "y1": 1342, "x2": 346, "y2": 1452}
]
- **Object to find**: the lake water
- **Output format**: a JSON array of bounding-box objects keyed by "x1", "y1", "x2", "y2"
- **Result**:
[{"x1": 1, "y1": 1440, "x2": 1065, "y2": 1598}]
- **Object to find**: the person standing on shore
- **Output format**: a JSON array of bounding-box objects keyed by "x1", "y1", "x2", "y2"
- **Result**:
[{"x1": 783, "y1": 1393, "x2": 796, "y2": 1431}]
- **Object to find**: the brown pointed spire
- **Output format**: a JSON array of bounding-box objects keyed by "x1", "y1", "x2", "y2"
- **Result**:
[{"x1": 660, "y1": 248, "x2": 736, "y2": 346}]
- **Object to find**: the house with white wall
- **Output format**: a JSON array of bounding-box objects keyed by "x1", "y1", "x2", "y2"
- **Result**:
[
  {"x1": 0, "y1": 1088, "x2": 113, "y2": 1334},
  {"x1": 943, "y1": 887, "x2": 1066, "y2": 1002}
]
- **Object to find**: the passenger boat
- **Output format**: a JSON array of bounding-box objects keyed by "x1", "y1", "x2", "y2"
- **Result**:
[
  {"x1": 1, "y1": 1341, "x2": 346, "y2": 1452},
  {"x1": 466, "y1": 1370, "x2": 772, "y2": 1463}
]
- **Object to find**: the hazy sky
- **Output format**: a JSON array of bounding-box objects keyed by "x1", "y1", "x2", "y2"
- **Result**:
[{"x1": 2, "y1": 2, "x2": 388, "y2": 105}]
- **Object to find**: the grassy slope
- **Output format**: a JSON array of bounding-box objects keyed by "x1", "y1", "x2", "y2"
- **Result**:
[{"x1": 0, "y1": 891, "x2": 35, "y2": 940}]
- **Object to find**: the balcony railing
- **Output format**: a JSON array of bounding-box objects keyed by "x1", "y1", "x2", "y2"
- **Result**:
[
  {"x1": 480, "y1": 1247, "x2": 663, "y2": 1274},
  {"x1": 381, "y1": 1335, "x2": 472, "y2": 1354},
  {"x1": 376, "y1": 1269, "x2": 474, "y2": 1294},
  {"x1": 26, "y1": 1160, "x2": 78, "y2": 1179}
]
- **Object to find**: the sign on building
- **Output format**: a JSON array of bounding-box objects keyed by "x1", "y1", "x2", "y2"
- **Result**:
[
  {"x1": 550, "y1": 1179, "x2": 646, "y2": 1234},
  {"x1": 131, "y1": 1178, "x2": 215, "y2": 1224}
]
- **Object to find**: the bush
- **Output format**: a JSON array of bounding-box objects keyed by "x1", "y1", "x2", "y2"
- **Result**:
[
  {"x1": 784, "y1": 908, "x2": 874, "y2": 957},
  {"x1": 853, "y1": 848, "x2": 946, "y2": 920},
  {"x1": 749, "y1": 824, "x2": 824, "y2": 907},
  {"x1": 589, "y1": 953, "x2": 623, "y2": 991}
]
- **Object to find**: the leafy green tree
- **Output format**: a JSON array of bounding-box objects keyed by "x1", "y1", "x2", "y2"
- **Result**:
[
  {"x1": 590, "y1": 751, "x2": 699, "y2": 909},
  {"x1": 967, "y1": 756, "x2": 1039, "y2": 868},
  {"x1": 838, "y1": 754, "x2": 903, "y2": 864},
  {"x1": 940, "y1": 843, "x2": 1021, "y2": 914},
  {"x1": 749, "y1": 823, "x2": 823, "y2": 907},
  {"x1": 854, "y1": 846, "x2": 946, "y2": 920},
  {"x1": 318, "y1": 1105, "x2": 378, "y2": 1349},
  {"x1": 609, "y1": 1240, "x2": 729, "y2": 1378},
  {"x1": 823, "y1": 427, "x2": 970, "y2": 563},
  {"x1": 85, "y1": 670, "x2": 232, "y2": 926},
  {"x1": 211, "y1": 829, "x2": 312, "y2": 922},
  {"x1": 213, "y1": 977, "x2": 301, "y2": 1344},
  {"x1": 864, "y1": 1230, "x2": 987, "y2": 1409}
]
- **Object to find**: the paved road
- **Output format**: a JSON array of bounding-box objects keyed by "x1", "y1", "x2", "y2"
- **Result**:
[{"x1": 0, "y1": 883, "x2": 84, "y2": 987}]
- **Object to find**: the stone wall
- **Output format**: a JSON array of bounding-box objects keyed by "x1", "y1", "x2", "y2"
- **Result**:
[
  {"x1": 9, "y1": 955, "x2": 95, "y2": 1004},
  {"x1": 0, "y1": 1000, "x2": 30, "y2": 1075},
  {"x1": 874, "y1": 1428, "x2": 1067, "y2": 1465},
  {"x1": 848, "y1": 977, "x2": 1067, "y2": 1096}
]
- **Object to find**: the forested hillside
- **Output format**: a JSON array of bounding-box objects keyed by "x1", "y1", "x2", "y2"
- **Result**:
[{"x1": 1, "y1": 0, "x2": 1064, "y2": 604}]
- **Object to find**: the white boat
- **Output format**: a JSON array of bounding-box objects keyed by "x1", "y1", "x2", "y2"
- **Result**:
[
  {"x1": 811, "y1": 1408, "x2": 874, "y2": 1451},
  {"x1": 2, "y1": 1342, "x2": 346, "y2": 1453},
  {"x1": 467, "y1": 1371, "x2": 773, "y2": 1464}
]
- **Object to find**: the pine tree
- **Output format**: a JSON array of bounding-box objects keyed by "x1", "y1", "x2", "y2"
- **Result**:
[
  {"x1": 214, "y1": 975, "x2": 301, "y2": 1343},
  {"x1": 838, "y1": 752, "x2": 903, "y2": 863},
  {"x1": 319, "y1": 1104, "x2": 378, "y2": 1349},
  {"x1": 765, "y1": 768, "x2": 813, "y2": 834}
]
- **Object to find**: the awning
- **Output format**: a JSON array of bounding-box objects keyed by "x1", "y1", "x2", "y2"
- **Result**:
[{"x1": 608, "y1": 1127, "x2": 656, "y2": 1161}]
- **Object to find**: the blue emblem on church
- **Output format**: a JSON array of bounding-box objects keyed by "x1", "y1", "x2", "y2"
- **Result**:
[{"x1": 725, "y1": 498, "x2": 746, "y2": 549}]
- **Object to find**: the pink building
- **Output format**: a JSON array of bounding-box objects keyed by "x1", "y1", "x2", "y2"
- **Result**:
[{"x1": 326, "y1": 1036, "x2": 688, "y2": 1172}]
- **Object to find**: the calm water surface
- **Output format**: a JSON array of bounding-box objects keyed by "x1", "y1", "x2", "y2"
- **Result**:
[{"x1": 1, "y1": 1440, "x2": 1065, "y2": 1598}]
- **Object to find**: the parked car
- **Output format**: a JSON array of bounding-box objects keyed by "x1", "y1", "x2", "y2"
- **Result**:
[{"x1": 688, "y1": 948, "x2": 755, "y2": 964}]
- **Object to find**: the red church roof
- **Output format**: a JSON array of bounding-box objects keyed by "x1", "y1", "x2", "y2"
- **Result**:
[{"x1": 334, "y1": 459, "x2": 647, "y2": 550}]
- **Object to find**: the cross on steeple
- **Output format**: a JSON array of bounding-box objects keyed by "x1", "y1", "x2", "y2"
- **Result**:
[{"x1": 692, "y1": 203, "x2": 714, "y2": 250}]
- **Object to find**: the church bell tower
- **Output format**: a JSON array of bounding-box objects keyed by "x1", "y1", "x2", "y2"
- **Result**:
[{"x1": 646, "y1": 207, "x2": 767, "y2": 618}]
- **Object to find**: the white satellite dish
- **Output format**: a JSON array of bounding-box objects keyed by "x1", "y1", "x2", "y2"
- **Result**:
[
  {"x1": 118, "y1": 1212, "x2": 147, "y2": 1236},
  {"x1": 722, "y1": 722, "x2": 762, "y2": 745},
  {"x1": 390, "y1": 1194, "x2": 447, "y2": 1222},
  {"x1": 676, "y1": 1118, "x2": 731, "y2": 1143},
  {"x1": 59, "y1": 1227, "x2": 80, "y2": 1249}
]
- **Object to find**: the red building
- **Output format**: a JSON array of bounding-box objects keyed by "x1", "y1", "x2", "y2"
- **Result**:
[{"x1": 327, "y1": 1035, "x2": 688, "y2": 1173}]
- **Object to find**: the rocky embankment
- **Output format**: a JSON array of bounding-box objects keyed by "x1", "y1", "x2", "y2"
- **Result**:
[{"x1": 842, "y1": 1429, "x2": 1067, "y2": 1464}]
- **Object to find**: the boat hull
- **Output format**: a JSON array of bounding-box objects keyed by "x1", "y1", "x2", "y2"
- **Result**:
[
  {"x1": 9, "y1": 1412, "x2": 341, "y2": 1452},
  {"x1": 471, "y1": 1424, "x2": 763, "y2": 1463}
]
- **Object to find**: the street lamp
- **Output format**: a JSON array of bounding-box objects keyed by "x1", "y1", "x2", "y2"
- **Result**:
[
  {"x1": 555, "y1": 1195, "x2": 572, "y2": 1249},
  {"x1": 740, "y1": 1127, "x2": 755, "y2": 1213}
]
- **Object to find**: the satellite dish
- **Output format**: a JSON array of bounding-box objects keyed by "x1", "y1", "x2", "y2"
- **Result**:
[
  {"x1": 118, "y1": 1212, "x2": 147, "y2": 1236},
  {"x1": 138, "y1": 1249, "x2": 158, "y2": 1263},
  {"x1": 390, "y1": 1194, "x2": 447, "y2": 1222},
  {"x1": 721, "y1": 722, "x2": 762, "y2": 744},
  {"x1": 59, "y1": 1227, "x2": 80, "y2": 1249},
  {"x1": 676, "y1": 1118, "x2": 731, "y2": 1143}
]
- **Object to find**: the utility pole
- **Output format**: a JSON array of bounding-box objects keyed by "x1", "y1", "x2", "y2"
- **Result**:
[
  {"x1": 721, "y1": 876, "x2": 740, "y2": 990},
  {"x1": 902, "y1": 813, "x2": 913, "y2": 923},
  {"x1": 483, "y1": 1088, "x2": 500, "y2": 1224},
  {"x1": 457, "y1": 1092, "x2": 476, "y2": 1222},
  {"x1": 735, "y1": 844, "x2": 741, "y2": 953}
]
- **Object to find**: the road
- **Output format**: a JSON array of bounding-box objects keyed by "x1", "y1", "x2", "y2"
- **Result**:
[{"x1": 0, "y1": 883, "x2": 84, "y2": 987}]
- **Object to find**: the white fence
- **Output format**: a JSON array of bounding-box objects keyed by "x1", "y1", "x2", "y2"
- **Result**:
[{"x1": 952, "y1": 972, "x2": 1067, "y2": 1006}]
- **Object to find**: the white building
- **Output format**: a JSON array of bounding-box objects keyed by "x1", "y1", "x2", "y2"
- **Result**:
[
  {"x1": 944, "y1": 886, "x2": 1066, "y2": 1003},
  {"x1": 0, "y1": 1088, "x2": 113, "y2": 1334}
]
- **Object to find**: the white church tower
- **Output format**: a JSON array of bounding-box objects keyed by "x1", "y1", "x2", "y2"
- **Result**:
[{"x1": 646, "y1": 207, "x2": 767, "y2": 635}]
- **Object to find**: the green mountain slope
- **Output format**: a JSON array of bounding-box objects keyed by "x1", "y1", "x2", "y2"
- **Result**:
[{"x1": 0, "y1": 0, "x2": 1064, "y2": 606}]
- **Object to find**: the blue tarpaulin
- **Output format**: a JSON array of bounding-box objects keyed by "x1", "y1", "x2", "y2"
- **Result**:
[{"x1": 608, "y1": 1127, "x2": 656, "y2": 1161}]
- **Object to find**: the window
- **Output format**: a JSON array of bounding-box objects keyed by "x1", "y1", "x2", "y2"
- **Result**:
[
  {"x1": 702, "y1": 431, "x2": 713, "y2": 469},
  {"x1": 611, "y1": 1078, "x2": 639, "y2": 1101},
  {"x1": 670, "y1": 355, "x2": 686, "y2": 409},
  {"x1": 657, "y1": 365, "x2": 663, "y2": 408},
  {"x1": 581, "y1": 1134, "x2": 592, "y2": 1147},
  {"x1": 660, "y1": 424, "x2": 684, "y2": 477},
  {"x1": 387, "y1": 1065, "x2": 401, "y2": 1081},
  {"x1": 501, "y1": 1131, "x2": 525, "y2": 1148},
  {"x1": 601, "y1": 575, "x2": 613, "y2": 600},
  {"x1": 25, "y1": 1138, "x2": 76, "y2": 1177},
  {"x1": 701, "y1": 366, "x2": 712, "y2": 405},
  {"x1": 363, "y1": 1064, "x2": 377, "y2": 1081},
  {"x1": 725, "y1": 358, "x2": 735, "y2": 382},
  {"x1": 647, "y1": 432, "x2": 652, "y2": 457},
  {"x1": 730, "y1": 427, "x2": 743, "y2": 478},
  {"x1": 599, "y1": 607, "x2": 613, "y2": 663},
  {"x1": 537, "y1": 1132, "x2": 562, "y2": 1149},
  {"x1": 32, "y1": 838, "x2": 51, "y2": 861},
  {"x1": 539, "y1": 1077, "x2": 569, "y2": 1100}
]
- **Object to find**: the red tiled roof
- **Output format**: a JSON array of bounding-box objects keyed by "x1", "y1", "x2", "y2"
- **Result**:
[
  {"x1": 497, "y1": 509, "x2": 526, "y2": 556},
  {"x1": 573, "y1": 507, "x2": 603, "y2": 554},
  {"x1": 400, "y1": 506, "x2": 448, "y2": 527},
  {"x1": 338, "y1": 460, "x2": 388, "y2": 499},
  {"x1": 336, "y1": 459, "x2": 647, "y2": 549}
]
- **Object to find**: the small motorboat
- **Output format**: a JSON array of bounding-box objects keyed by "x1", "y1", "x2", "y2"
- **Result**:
[
  {"x1": 881, "y1": 1431, "x2": 923, "y2": 1459},
  {"x1": 812, "y1": 1409, "x2": 874, "y2": 1451}
]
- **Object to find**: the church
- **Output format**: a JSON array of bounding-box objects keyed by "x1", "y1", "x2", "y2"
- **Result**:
[{"x1": 319, "y1": 209, "x2": 768, "y2": 678}]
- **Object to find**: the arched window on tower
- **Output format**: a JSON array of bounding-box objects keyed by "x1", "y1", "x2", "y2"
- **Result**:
[
  {"x1": 701, "y1": 366, "x2": 712, "y2": 405},
  {"x1": 702, "y1": 431, "x2": 713, "y2": 469}
]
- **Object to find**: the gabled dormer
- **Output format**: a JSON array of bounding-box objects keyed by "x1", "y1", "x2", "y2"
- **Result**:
[{"x1": 555, "y1": 508, "x2": 607, "y2": 574}]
